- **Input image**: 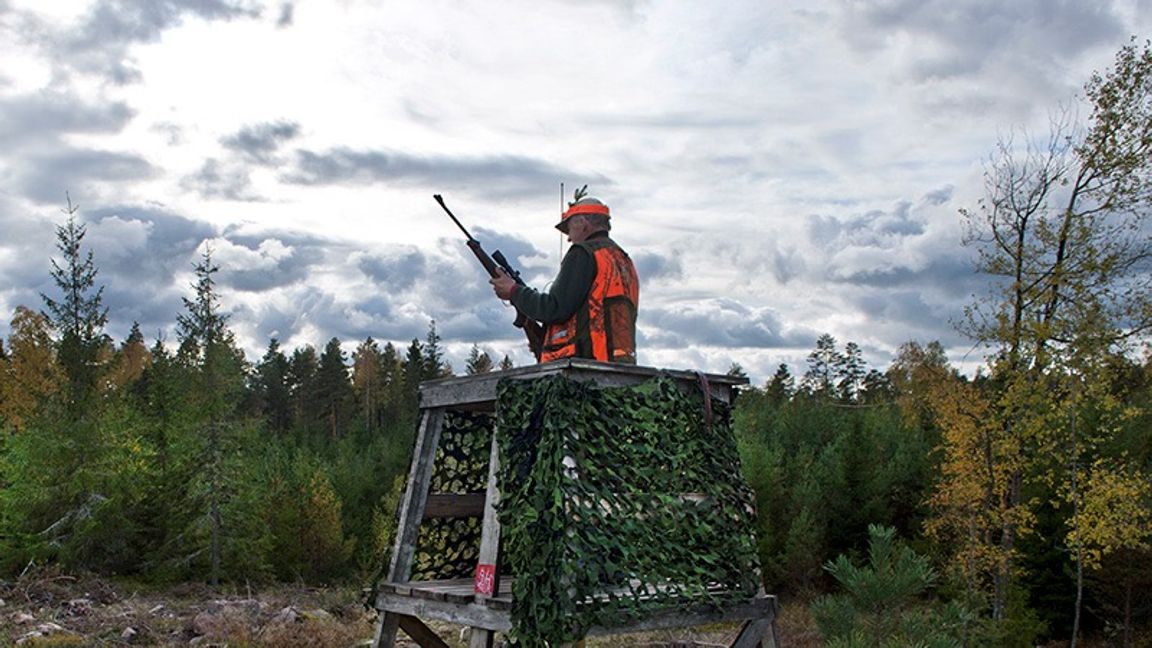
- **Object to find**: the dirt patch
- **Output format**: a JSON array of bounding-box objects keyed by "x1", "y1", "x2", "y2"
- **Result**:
[
  {"x1": 0, "y1": 566, "x2": 375, "y2": 647},
  {"x1": 1, "y1": 568, "x2": 814, "y2": 647}
]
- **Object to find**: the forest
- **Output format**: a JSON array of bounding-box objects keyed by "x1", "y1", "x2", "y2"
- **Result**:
[{"x1": 1, "y1": 39, "x2": 1151, "y2": 648}]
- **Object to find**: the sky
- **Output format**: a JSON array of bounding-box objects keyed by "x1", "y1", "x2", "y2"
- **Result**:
[{"x1": 1, "y1": 0, "x2": 1149, "y2": 384}]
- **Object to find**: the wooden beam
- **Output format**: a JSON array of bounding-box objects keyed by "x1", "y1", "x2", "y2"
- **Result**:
[
  {"x1": 397, "y1": 615, "x2": 452, "y2": 648},
  {"x1": 423, "y1": 493, "x2": 486, "y2": 519}
]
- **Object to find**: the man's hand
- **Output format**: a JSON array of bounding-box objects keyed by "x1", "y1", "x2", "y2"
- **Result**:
[{"x1": 489, "y1": 268, "x2": 517, "y2": 300}]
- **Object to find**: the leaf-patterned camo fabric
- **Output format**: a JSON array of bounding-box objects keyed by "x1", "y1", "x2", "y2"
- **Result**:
[{"x1": 495, "y1": 374, "x2": 762, "y2": 646}]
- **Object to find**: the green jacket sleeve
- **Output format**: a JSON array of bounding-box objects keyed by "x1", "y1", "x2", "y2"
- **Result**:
[{"x1": 510, "y1": 245, "x2": 596, "y2": 324}]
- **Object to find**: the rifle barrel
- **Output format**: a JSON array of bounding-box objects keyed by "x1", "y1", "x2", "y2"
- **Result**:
[{"x1": 433, "y1": 194, "x2": 474, "y2": 241}]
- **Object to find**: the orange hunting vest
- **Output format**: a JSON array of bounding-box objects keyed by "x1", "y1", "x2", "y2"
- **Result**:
[{"x1": 541, "y1": 238, "x2": 639, "y2": 364}]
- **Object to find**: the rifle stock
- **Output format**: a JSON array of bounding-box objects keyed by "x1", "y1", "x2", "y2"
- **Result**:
[{"x1": 434, "y1": 195, "x2": 545, "y2": 361}]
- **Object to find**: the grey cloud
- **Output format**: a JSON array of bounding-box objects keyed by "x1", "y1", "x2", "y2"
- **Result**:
[
  {"x1": 58, "y1": 0, "x2": 261, "y2": 83},
  {"x1": 85, "y1": 206, "x2": 216, "y2": 290},
  {"x1": 357, "y1": 247, "x2": 427, "y2": 291},
  {"x1": 282, "y1": 148, "x2": 608, "y2": 199},
  {"x1": 180, "y1": 158, "x2": 262, "y2": 201},
  {"x1": 276, "y1": 2, "x2": 294, "y2": 27},
  {"x1": 632, "y1": 250, "x2": 683, "y2": 282},
  {"x1": 643, "y1": 299, "x2": 810, "y2": 349},
  {"x1": 772, "y1": 248, "x2": 805, "y2": 285},
  {"x1": 221, "y1": 120, "x2": 300, "y2": 164},
  {"x1": 806, "y1": 202, "x2": 925, "y2": 250},
  {"x1": 468, "y1": 226, "x2": 539, "y2": 270},
  {"x1": 850, "y1": 289, "x2": 968, "y2": 348},
  {"x1": 225, "y1": 250, "x2": 322, "y2": 293},
  {"x1": 16, "y1": 149, "x2": 156, "y2": 204},
  {"x1": 923, "y1": 185, "x2": 953, "y2": 206},
  {"x1": 0, "y1": 92, "x2": 134, "y2": 147},
  {"x1": 844, "y1": 0, "x2": 1125, "y2": 81}
]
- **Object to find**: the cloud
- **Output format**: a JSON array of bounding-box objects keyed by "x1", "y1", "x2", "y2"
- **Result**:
[
  {"x1": 207, "y1": 236, "x2": 323, "y2": 292},
  {"x1": 0, "y1": 91, "x2": 134, "y2": 147},
  {"x1": 632, "y1": 250, "x2": 683, "y2": 282},
  {"x1": 221, "y1": 120, "x2": 300, "y2": 164},
  {"x1": 180, "y1": 158, "x2": 261, "y2": 201},
  {"x1": 355, "y1": 246, "x2": 427, "y2": 291},
  {"x1": 643, "y1": 298, "x2": 811, "y2": 349},
  {"x1": 276, "y1": 2, "x2": 294, "y2": 28},
  {"x1": 282, "y1": 148, "x2": 610, "y2": 199},
  {"x1": 56, "y1": 0, "x2": 262, "y2": 83},
  {"x1": 13, "y1": 148, "x2": 156, "y2": 204},
  {"x1": 84, "y1": 205, "x2": 216, "y2": 291},
  {"x1": 843, "y1": 0, "x2": 1124, "y2": 77}
]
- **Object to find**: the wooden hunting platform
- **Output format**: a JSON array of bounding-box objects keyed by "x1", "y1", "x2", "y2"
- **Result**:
[{"x1": 370, "y1": 359, "x2": 780, "y2": 648}]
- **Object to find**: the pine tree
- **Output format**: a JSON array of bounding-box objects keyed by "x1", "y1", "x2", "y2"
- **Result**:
[
  {"x1": 812, "y1": 525, "x2": 964, "y2": 647},
  {"x1": 352, "y1": 337, "x2": 385, "y2": 434},
  {"x1": 499, "y1": 354, "x2": 514, "y2": 371},
  {"x1": 837, "y1": 342, "x2": 866, "y2": 402},
  {"x1": 317, "y1": 337, "x2": 354, "y2": 440},
  {"x1": 803, "y1": 334, "x2": 842, "y2": 398}
]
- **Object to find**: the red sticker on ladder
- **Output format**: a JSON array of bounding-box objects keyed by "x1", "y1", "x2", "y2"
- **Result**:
[{"x1": 474, "y1": 563, "x2": 496, "y2": 595}]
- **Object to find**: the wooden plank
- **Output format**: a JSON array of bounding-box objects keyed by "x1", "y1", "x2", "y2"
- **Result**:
[
  {"x1": 372, "y1": 407, "x2": 447, "y2": 648},
  {"x1": 729, "y1": 618, "x2": 773, "y2": 648},
  {"x1": 469, "y1": 432, "x2": 504, "y2": 648},
  {"x1": 385, "y1": 407, "x2": 446, "y2": 583},
  {"x1": 423, "y1": 493, "x2": 486, "y2": 518},
  {"x1": 376, "y1": 591, "x2": 514, "y2": 632},
  {"x1": 372, "y1": 613, "x2": 400, "y2": 648},
  {"x1": 377, "y1": 590, "x2": 776, "y2": 641},
  {"x1": 582, "y1": 596, "x2": 777, "y2": 637},
  {"x1": 473, "y1": 433, "x2": 503, "y2": 601},
  {"x1": 418, "y1": 359, "x2": 746, "y2": 410},
  {"x1": 397, "y1": 615, "x2": 452, "y2": 648}
]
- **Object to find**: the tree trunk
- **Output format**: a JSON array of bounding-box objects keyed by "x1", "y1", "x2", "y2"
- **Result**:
[
  {"x1": 1123, "y1": 578, "x2": 1132, "y2": 648},
  {"x1": 210, "y1": 419, "x2": 221, "y2": 587}
]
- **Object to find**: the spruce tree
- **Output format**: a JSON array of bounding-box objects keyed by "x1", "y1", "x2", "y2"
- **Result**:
[
  {"x1": 465, "y1": 343, "x2": 494, "y2": 375},
  {"x1": 40, "y1": 196, "x2": 110, "y2": 412},
  {"x1": 173, "y1": 248, "x2": 265, "y2": 584},
  {"x1": 765, "y1": 363, "x2": 794, "y2": 404},
  {"x1": 254, "y1": 338, "x2": 291, "y2": 436}
]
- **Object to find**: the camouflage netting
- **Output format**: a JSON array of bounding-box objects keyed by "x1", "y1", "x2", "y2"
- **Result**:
[
  {"x1": 495, "y1": 374, "x2": 762, "y2": 647},
  {"x1": 411, "y1": 411, "x2": 492, "y2": 581}
]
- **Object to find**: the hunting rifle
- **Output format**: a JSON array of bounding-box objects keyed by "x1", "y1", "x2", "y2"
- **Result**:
[{"x1": 433, "y1": 194, "x2": 544, "y2": 361}]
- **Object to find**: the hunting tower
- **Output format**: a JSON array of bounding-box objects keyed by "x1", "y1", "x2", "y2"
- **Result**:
[{"x1": 370, "y1": 359, "x2": 780, "y2": 648}]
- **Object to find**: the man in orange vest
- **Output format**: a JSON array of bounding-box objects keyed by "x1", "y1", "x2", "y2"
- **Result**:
[{"x1": 490, "y1": 188, "x2": 639, "y2": 364}]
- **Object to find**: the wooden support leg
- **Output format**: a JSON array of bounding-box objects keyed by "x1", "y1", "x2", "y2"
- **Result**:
[
  {"x1": 398, "y1": 615, "x2": 452, "y2": 648},
  {"x1": 372, "y1": 408, "x2": 447, "y2": 648},
  {"x1": 469, "y1": 432, "x2": 503, "y2": 648},
  {"x1": 730, "y1": 618, "x2": 773, "y2": 648}
]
